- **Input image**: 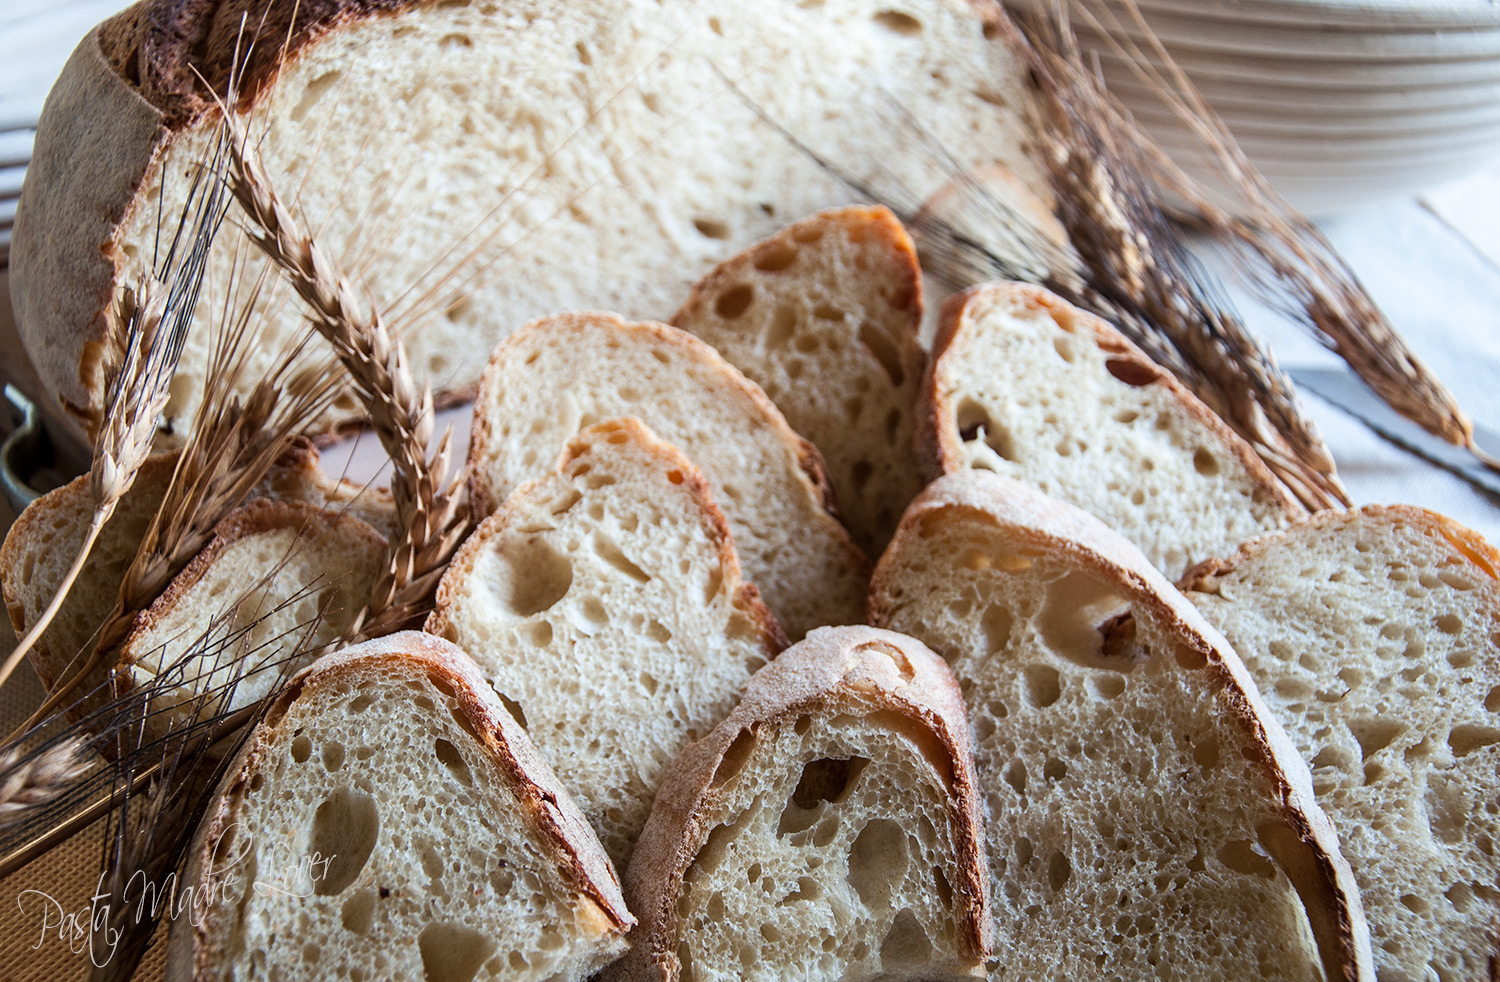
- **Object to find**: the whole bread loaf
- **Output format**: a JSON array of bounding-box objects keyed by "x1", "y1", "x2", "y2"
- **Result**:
[
  {"x1": 14, "y1": 0, "x2": 1048, "y2": 441},
  {"x1": 613, "y1": 626, "x2": 990, "y2": 982},
  {"x1": 870, "y1": 472, "x2": 1372, "y2": 982},
  {"x1": 169, "y1": 631, "x2": 633, "y2": 982},
  {"x1": 1182, "y1": 507, "x2": 1500, "y2": 982}
]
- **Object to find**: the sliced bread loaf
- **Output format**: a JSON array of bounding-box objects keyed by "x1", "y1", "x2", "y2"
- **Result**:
[
  {"x1": 0, "y1": 442, "x2": 393, "y2": 704},
  {"x1": 467, "y1": 312, "x2": 870, "y2": 639},
  {"x1": 671, "y1": 206, "x2": 925, "y2": 557},
  {"x1": 870, "y1": 471, "x2": 1371, "y2": 982},
  {"x1": 120, "y1": 498, "x2": 385, "y2": 730},
  {"x1": 612, "y1": 625, "x2": 989, "y2": 982},
  {"x1": 427, "y1": 417, "x2": 786, "y2": 869},
  {"x1": 922, "y1": 282, "x2": 1301, "y2": 579},
  {"x1": 168, "y1": 631, "x2": 632, "y2": 982},
  {"x1": 17, "y1": 0, "x2": 1047, "y2": 440},
  {"x1": 1181, "y1": 507, "x2": 1500, "y2": 982}
]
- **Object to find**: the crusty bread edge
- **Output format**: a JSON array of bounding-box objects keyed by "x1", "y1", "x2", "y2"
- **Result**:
[
  {"x1": 430, "y1": 416, "x2": 790, "y2": 655},
  {"x1": 919, "y1": 282, "x2": 1305, "y2": 522},
  {"x1": 611, "y1": 624, "x2": 991, "y2": 982},
  {"x1": 868, "y1": 471, "x2": 1373, "y2": 982},
  {"x1": 167, "y1": 630, "x2": 634, "y2": 982}
]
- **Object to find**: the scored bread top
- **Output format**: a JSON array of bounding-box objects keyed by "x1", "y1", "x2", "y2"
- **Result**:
[
  {"x1": 119, "y1": 497, "x2": 385, "y2": 730},
  {"x1": 171, "y1": 630, "x2": 632, "y2": 982},
  {"x1": 468, "y1": 311, "x2": 871, "y2": 639},
  {"x1": 671, "y1": 205, "x2": 926, "y2": 557},
  {"x1": 1181, "y1": 505, "x2": 1500, "y2": 982},
  {"x1": 16, "y1": 0, "x2": 1047, "y2": 438},
  {"x1": 428, "y1": 417, "x2": 787, "y2": 870},
  {"x1": 869, "y1": 472, "x2": 1372, "y2": 982},
  {"x1": 921, "y1": 282, "x2": 1302, "y2": 579},
  {"x1": 615, "y1": 625, "x2": 990, "y2": 982}
]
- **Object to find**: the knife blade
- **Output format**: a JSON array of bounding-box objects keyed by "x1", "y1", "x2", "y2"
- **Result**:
[{"x1": 1289, "y1": 367, "x2": 1500, "y2": 499}]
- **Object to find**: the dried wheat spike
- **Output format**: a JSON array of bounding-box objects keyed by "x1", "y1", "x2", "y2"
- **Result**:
[{"x1": 0, "y1": 738, "x2": 90, "y2": 830}]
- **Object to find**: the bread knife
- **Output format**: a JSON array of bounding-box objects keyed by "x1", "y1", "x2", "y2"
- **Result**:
[{"x1": 1289, "y1": 367, "x2": 1500, "y2": 499}]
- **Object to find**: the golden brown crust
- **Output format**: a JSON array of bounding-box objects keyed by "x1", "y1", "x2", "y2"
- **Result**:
[
  {"x1": 868, "y1": 471, "x2": 1372, "y2": 982},
  {"x1": 614, "y1": 625, "x2": 991, "y2": 982},
  {"x1": 431, "y1": 417, "x2": 789, "y2": 656},
  {"x1": 920, "y1": 282, "x2": 1305, "y2": 522},
  {"x1": 172, "y1": 631, "x2": 633, "y2": 982}
]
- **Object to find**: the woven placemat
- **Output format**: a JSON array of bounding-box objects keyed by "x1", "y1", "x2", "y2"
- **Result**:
[{"x1": 0, "y1": 498, "x2": 167, "y2": 982}]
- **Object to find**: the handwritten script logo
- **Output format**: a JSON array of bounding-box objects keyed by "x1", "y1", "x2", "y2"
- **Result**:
[{"x1": 15, "y1": 826, "x2": 336, "y2": 967}]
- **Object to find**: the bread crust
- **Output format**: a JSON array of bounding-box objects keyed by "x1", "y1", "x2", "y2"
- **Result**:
[
  {"x1": 431, "y1": 417, "x2": 789, "y2": 655},
  {"x1": 169, "y1": 631, "x2": 633, "y2": 982},
  {"x1": 868, "y1": 471, "x2": 1373, "y2": 982},
  {"x1": 919, "y1": 282, "x2": 1305, "y2": 521},
  {"x1": 613, "y1": 625, "x2": 991, "y2": 982}
]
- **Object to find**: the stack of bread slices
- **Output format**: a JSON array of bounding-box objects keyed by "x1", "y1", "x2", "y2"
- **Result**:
[{"x1": 8, "y1": 203, "x2": 1498, "y2": 982}]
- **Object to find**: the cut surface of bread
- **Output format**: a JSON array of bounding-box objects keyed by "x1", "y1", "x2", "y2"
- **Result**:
[
  {"x1": 121, "y1": 499, "x2": 385, "y2": 729},
  {"x1": 614, "y1": 625, "x2": 990, "y2": 982},
  {"x1": 1182, "y1": 507, "x2": 1500, "y2": 982},
  {"x1": 427, "y1": 417, "x2": 786, "y2": 869},
  {"x1": 870, "y1": 472, "x2": 1371, "y2": 982},
  {"x1": 0, "y1": 442, "x2": 393, "y2": 707},
  {"x1": 468, "y1": 312, "x2": 870, "y2": 639},
  {"x1": 922, "y1": 282, "x2": 1300, "y2": 578},
  {"x1": 168, "y1": 631, "x2": 632, "y2": 982},
  {"x1": 16, "y1": 0, "x2": 1048, "y2": 440},
  {"x1": 671, "y1": 206, "x2": 925, "y2": 557}
]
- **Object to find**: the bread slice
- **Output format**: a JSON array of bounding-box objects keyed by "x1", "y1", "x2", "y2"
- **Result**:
[
  {"x1": 671, "y1": 206, "x2": 925, "y2": 557},
  {"x1": 869, "y1": 472, "x2": 1372, "y2": 982},
  {"x1": 922, "y1": 282, "x2": 1301, "y2": 579},
  {"x1": 468, "y1": 312, "x2": 870, "y2": 639},
  {"x1": 1181, "y1": 507, "x2": 1500, "y2": 982},
  {"x1": 611, "y1": 625, "x2": 990, "y2": 982},
  {"x1": 167, "y1": 631, "x2": 633, "y2": 982},
  {"x1": 16, "y1": 0, "x2": 1049, "y2": 440},
  {"x1": 120, "y1": 498, "x2": 385, "y2": 731},
  {"x1": 0, "y1": 442, "x2": 393, "y2": 705},
  {"x1": 427, "y1": 417, "x2": 786, "y2": 869}
]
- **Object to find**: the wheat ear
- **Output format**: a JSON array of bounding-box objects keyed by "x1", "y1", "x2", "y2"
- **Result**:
[
  {"x1": 223, "y1": 115, "x2": 470, "y2": 637},
  {"x1": 0, "y1": 738, "x2": 90, "y2": 830}
]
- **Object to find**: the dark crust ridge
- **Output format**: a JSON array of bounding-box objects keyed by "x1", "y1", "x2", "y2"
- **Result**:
[{"x1": 97, "y1": 0, "x2": 419, "y2": 125}]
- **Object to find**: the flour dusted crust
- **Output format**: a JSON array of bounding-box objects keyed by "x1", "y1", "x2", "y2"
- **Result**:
[
  {"x1": 922, "y1": 282, "x2": 1302, "y2": 579},
  {"x1": 1182, "y1": 505, "x2": 1500, "y2": 982},
  {"x1": 14, "y1": 0, "x2": 1049, "y2": 439},
  {"x1": 614, "y1": 625, "x2": 990, "y2": 982},
  {"x1": 168, "y1": 631, "x2": 632, "y2": 982},
  {"x1": 869, "y1": 472, "x2": 1372, "y2": 982}
]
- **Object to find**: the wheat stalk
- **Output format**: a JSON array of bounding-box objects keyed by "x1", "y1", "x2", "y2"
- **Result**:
[
  {"x1": 221, "y1": 113, "x2": 470, "y2": 638},
  {"x1": 0, "y1": 738, "x2": 90, "y2": 830}
]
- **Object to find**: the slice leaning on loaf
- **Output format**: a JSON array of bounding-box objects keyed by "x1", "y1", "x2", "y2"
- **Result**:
[
  {"x1": 870, "y1": 471, "x2": 1371, "y2": 982},
  {"x1": 1181, "y1": 507, "x2": 1500, "y2": 982},
  {"x1": 119, "y1": 499, "x2": 385, "y2": 732},
  {"x1": 611, "y1": 625, "x2": 990, "y2": 982},
  {"x1": 922, "y1": 282, "x2": 1302, "y2": 579},
  {"x1": 427, "y1": 417, "x2": 787, "y2": 870},
  {"x1": 15, "y1": 0, "x2": 1050, "y2": 440},
  {"x1": 167, "y1": 631, "x2": 632, "y2": 982},
  {"x1": 671, "y1": 205, "x2": 926, "y2": 557},
  {"x1": 468, "y1": 312, "x2": 870, "y2": 639}
]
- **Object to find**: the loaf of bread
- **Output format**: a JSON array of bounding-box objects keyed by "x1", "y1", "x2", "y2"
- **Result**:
[
  {"x1": 120, "y1": 498, "x2": 385, "y2": 732},
  {"x1": 870, "y1": 472, "x2": 1372, "y2": 981},
  {"x1": 0, "y1": 443, "x2": 392, "y2": 710},
  {"x1": 1182, "y1": 507, "x2": 1500, "y2": 982},
  {"x1": 428, "y1": 418, "x2": 786, "y2": 869},
  {"x1": 169, "y1": 631, "x2": 633, "y2": 982},
  {"x1": 14, "y1": 0, "x2": 1049, "y2": 441},
  {"x1": 922, "y1": 282, "x2": 1301, "y2": 579},
  {"x1": 468, "y1": 311, "x2": 870, "y2": 639},
  {"x1": 613, "y1": 625, "x2": 990, "y2": 982},
  {"x1": 672, "y1": 206, "x2": 926, "y2": 557}
]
